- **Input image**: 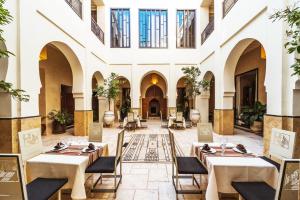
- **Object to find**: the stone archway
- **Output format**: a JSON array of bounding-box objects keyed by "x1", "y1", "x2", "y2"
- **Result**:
[
  {"x1": 198, "y1": 71, "x2": 215, "y2": 123},
  {"x1": 220, "y1": 39, "x2": 267, "y2": 135},
  {"x1": 38, "y1": 42, "x2": 84, "y2": 135},
  {"x1": 91, "y1": 71, "x2": 104, "y2": 122},
  {"x1": 176, "y1": 77, "x2": 190, "y2": 120},
  {"x1": 115, "y1": 76, "x2": 131, "y2": 120},
  {"x1": 140, "y1": 72, "x2": 167, "y2": 119}
]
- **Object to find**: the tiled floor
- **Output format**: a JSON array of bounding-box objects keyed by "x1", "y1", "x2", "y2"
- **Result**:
[{"x1": 42, "y1": 120, "x2": 263, "y2": 200}]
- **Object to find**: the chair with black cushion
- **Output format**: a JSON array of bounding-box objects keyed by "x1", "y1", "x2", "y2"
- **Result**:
[
  {"x1": 174, "y1": 112, "x2": 184, "y2": 129},
  {"x1": 168, "y1": 129, "x2": 208, "y2": 199},
  {"x1": 0, "y1": 154, "x2": 68, "y2": 200},
  {"x1": 160, "y1": 111, "x2": 168, "y2": 128},
  {"x1": 231, "y1": 181, "x2": 276, "y2": 200},
  {"x1": 232, "y1": 159, "x2": 300, "y2": 200},
  {"x1": 85, "y1": 129, "x2": 125, "y2": 198}
]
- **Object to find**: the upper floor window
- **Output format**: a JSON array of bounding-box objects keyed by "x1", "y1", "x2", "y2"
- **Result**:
[
  {"x1": 139, "y1": 9, "x2": 168, "y2": 48},
  {"x1": 111, "y1": 9, "x2": 130, "y2": 48},
  {"x1": 176, "y1": 10, "x2": 196, "y2": 48}
]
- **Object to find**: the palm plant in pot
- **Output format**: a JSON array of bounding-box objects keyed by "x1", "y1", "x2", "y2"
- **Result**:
[
  {"x1": 240, "y1": 101, "x2": 266, "y2": 133},
  {"x1": 94, "y1": 73, "x2": 120, "y2": 126},
  {"x1": 47, "y1": 110, "x2": 72, "y2": 134},
  {"x1": 181, "y1": 66, "x2": 210, "y2": 124}
]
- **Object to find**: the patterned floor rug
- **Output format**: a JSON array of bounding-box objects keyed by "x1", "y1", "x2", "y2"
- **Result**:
[{"x1": 123, "y1": 134, "x2": 184, "y2": 163}]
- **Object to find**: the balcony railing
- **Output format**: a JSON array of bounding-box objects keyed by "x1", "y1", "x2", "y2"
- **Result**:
[
  {"x1": 91, "y1": 18, "x2": 105, "y2": 44},
  {"x1": 65, "y1": 0, "x2": 82, "y2": 18},
  {"x1": 223, "y1": 0, "x2": 239, "y2": 18},
  {"x1": 201, "y1": 20, "x2": 214, "y2": 44}
]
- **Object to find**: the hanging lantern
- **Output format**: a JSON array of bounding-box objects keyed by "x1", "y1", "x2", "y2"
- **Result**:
[
  {"x1": 39, "y1": 47, "x2": 48, "y2": 61},
  {"x1": 260, "y1": 46, "x2": 266, "y2": 60},
  {"x1": 151, "y1": 74, "x2": 158, "y2": 85}
]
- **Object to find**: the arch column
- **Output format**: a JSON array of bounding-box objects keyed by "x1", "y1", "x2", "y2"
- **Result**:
[
  {"x1": 73, "y1": 93, "x2": 93, "y2": 136},
  {"x1": 214, "y1": 92, "x2": 235, "y2": 135}
]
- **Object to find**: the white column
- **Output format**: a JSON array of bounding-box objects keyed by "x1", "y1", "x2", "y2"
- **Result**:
[{"x1": 197, "y1": 92, "x2": 210, "y2": 123}]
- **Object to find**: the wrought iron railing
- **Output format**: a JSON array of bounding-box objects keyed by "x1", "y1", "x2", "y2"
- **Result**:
[
  {"x1": 201, "y1": 20, "x2": 214, "y2": 44},
  {"x1": 223, "y1": 0, "x2": 239, "y2": 18},
  {"x1": 65, "y1": 0, "x2": 82, "y2": 18},
  {"x1": 91, "y1": 18, "x2": 105, "y2": 44}
]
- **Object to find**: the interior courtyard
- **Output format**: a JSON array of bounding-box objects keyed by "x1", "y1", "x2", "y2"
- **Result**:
[{"x1": 0, "y1": 0, "x2": 300, "y2": 200}]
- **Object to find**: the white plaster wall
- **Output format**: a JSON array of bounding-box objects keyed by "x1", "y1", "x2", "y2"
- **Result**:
[{"x1": 1, "y1": 0, "x2": 299, "y2": 119}]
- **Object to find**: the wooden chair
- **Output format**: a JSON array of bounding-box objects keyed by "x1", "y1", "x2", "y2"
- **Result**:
[
  {"x1": 85, "y1": 129, "x2": 125, "y2": 198},
  {"x1": 160, "y1": 111, "x2": 168, "y2": 128},
  {"x1": 197, "y1": 123, "x2": 213, "y2": 143},
  {"x1": 260, "y1": 128, "x2": 296, "y2": 171},
  {"x1": 18, "y1": 128, "x2": 43, "y2": 162},
  {"x1": 174, "y1": 112, "x2": 184, "y2": 129},
  {"x1": 126, "y1": 112, "x2": 136, "y2": 131},
  {"x1": 168, "y1": 129, "x2": 208, "y2": 199},
  {"x1": 88, "y1": 122, "x2": 103, "y2": 142},
  {"x1": 0, "y1": 154, "x2": 68, "y2": 200},
  {"x1": 232, "y1": 159, "x2": 300, "y2": 200}
]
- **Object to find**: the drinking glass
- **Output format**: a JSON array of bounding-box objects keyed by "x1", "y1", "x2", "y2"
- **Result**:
[{"x1": 221, "y1": 137, "x2": 228, "y2": 156}]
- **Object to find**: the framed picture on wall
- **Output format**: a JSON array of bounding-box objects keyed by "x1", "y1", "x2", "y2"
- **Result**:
[
  {"x1": 276, "y1": 159, "x2": 300, "y2": 200},
  {"x1": 0, "y1": 154, "x2": 27, "y2": 200}
]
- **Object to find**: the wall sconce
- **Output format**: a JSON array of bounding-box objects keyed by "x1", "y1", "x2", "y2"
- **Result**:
[
  {"x1": 39, "y1": 47, "x2": 48, "y2": 61},
  {"x1": 151, "y1": 74, "x2": 158, "y2": 85}
]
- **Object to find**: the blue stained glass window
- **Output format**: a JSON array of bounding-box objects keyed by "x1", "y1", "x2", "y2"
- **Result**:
[
  {"x1": 176, "y1": 10, "x2": 196, "y2": 48},
  {"x1": 111, "y1": 9, "x2": 130, "y2": 48},
  {"x1": 139, "y1": 9, "x2": 168, "y2": 48}
]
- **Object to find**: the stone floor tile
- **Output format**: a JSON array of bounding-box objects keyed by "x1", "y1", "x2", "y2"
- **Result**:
[{"x1": 133, "y1": 189, "x2": 158, "y2": 200}]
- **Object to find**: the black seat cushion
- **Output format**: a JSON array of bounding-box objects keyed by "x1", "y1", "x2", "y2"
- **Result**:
[
  {"x1": 260, "y1": 156, "x2": 280, "y2": 171},
  {"x1": 85, "y1": 156, "x2": 116, "y2": 173},
  {"x1": 122, "y1": 142, "x2": 129, "y2": 148},
  {"x1": 232, "y1": 181, "x2": 276, "y2": 200},
  {"x1": 176, "y1": 157, "x2": 208, "y2": 174},
  {"x1": 27, "y1": 177, "x2": 68, "y2": 200}
]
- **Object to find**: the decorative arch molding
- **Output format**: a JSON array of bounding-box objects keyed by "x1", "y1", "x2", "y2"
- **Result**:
[
  {"x1": 223, "y1": 38, "x2": 268, "y2": 93},
  {"x1": 91, "y1": 71, "x2": 105, "y2": 87},
  {"x1": 140, "y1": 70, "x2": 168, "y2": 93},
  {"x1": 140, "y1": 70, "x2": 168, "y2": 99},
  {"x1": 38, "y1": 41, "x2": 84, "y2": 94}
]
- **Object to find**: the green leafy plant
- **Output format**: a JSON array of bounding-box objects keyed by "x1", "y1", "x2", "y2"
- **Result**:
[
  {"x1": 270, "y1": 4, "x2": 300, "y2": 76},
  {"x1": 0, "y1": 0, "x2": 29, "y2": 101},
  {"x1": 47, "y1": 110, "x2": 72, "y2": 125},
  {"x1": 181, "y1": 66, "x2": 210, "y2": 107},
  {"x1": 93, "y1": 72, "x2": 120, "y2": 111},
  {"x1": 0, "y1": 80, "x2": 30, "y2": 102},
  {"x1": 240, "y1": 101, "x2": 266, "y2": 126},
  {"x1": 0, "y1": 0, "x2": 13, "y2": 58}
]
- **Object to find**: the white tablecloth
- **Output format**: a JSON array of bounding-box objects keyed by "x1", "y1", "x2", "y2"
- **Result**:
[
  {"x1": 205, "y1": 157, "x2": 279, "y2": 200},
  {"x1": 26, "y1": 143, "x2": 108, "y2": 200}
]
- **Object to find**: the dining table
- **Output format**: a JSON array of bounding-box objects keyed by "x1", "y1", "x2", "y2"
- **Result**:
[
  {"x1": 26, "y1": 142, "x2": 109, "y2": 200},
  {"x1": 191, "y1": 142, "x2": 279, "y2": 200}
]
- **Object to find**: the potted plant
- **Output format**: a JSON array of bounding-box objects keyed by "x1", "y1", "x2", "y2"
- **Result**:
[
  {"x1": 181, "y1": 66, "x2": 210, "y2": 124},
  {"x1": 94, "y1": 73, "x2": 120, "y2": 125},
  {"x1": 240, "y1": 101, "x2": 266, "y2": 133},
  {"x1": 47, "y1": 110, "x2": 72, "y2": 134}
]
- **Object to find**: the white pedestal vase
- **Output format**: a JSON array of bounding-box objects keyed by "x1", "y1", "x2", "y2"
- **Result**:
[
  {"x1": 104, "y1": 111, "x2": 115, "y2": 126},
  {"x1": 190, "y1": 109, "x2": 201, "y2": 124}
]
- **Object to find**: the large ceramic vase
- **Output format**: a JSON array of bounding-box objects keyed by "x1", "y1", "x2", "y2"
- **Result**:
[
  {"x1": 190, "y1": 109, "x2": 201, "y2": 124},
  {"x1": 104, "y1": 111, "x2": 115, "y2": 126}
]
